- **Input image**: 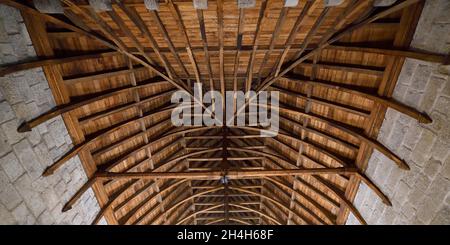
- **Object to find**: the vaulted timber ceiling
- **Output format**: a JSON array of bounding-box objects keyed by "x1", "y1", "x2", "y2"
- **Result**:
[{"x1": 0, "y1": 0, "x2": 447, "y2": 225}]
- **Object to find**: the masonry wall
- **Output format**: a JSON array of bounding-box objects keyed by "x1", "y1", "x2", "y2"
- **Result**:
[
  {"x1": 347, "y1": 0, "x2": 450, "y2": 225},
  {"x1": 0, "y1": 4, "x2": 106, "y2": 225}
]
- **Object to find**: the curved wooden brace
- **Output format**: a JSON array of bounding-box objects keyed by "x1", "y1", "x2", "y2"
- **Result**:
[
  {"x1": 92, "y1": 178, "x2": 188, "y2": 225},
  {"x1": 229, "y1": 204, "x2": 281, "y2": 225},
  {"x1": 283, "y1": 75, "x2": 431, "y2": 123},
  {"x1": 356, "y1": 172, "x2": 392, "y2": 206},
  {"x1": 176, "y1": 204, "x2": 224, "y2": 225},
  {"x1": 258, "y1": 0, "x2": 423, "y2": 88},
  {"x1": 272, "y1": 85, "x2": 371, "y2": 118},
  {"x1": 228, "y1": 186, "x2": 312, "y2": 225},
  {"x1": 142, "y1": 187, "x2": 224, "y2": 225},
  {"x1": 229, "y1": 0, "x2": 427, "y2": 129},
  {"x1": 127, "y1": 181, "x2": 191, "y2": 225},
  {"x1": 264, "y1": 138, "x2": 390, "y2": 207},
  {"x1": 42, "y1": 104, "x2": 175, "y2": 176},
  {"x1": 17, "y1": 79, "x2": 172, "y2": 132},
  {"x1": 227, "y1": 140, "x2": 335, "y2": 225},
  {"x1": 173, "y1": 199, "x2": 282, "y2": 225},
  {"x1": 103, "y1": 126, "x2": 220, "y2": 171},
  {"x1": 312, "y1": 175, "x2": 368, "y2": 225},
  {"x1": 261, "y1": 101, "x2": 410, "y2": 170},
  {"x1": 93, "y1": 144, "x2": 352, "y2": 224},
  {"x1": 2, "y1": 0, "x2": 216, "y2": 134},
  {"x1": 100, "y1": 125, "x2": 343, "y2": 173},
  {"x1": 205, "y1": 217, "x2": 252, "y2": 225},
  {"x1": 262, "y1": 177, "x2": 334, "y2": 225},
  {"x1": 235, "y1": 127, "x2": 350, "y2": 168},
  {"x1": 44, "y1": 104, "x2": 370, "y2": 178}
]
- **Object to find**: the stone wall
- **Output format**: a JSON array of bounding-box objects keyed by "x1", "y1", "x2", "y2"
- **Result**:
[
  {"x1": 347, "y1": 0, "x2": 450, "y2": 225},
  {"x1": 0, "y1": 4, "x2": 105, "y2": 225}
]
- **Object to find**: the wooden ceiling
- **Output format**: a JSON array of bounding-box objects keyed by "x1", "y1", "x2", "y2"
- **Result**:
[{"x1": 1, "y1": 0, "x2": 447, "y2": 225}]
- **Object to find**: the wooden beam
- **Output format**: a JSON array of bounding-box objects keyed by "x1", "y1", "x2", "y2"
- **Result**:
[
  {"x1": 114, "y1": 1, "x2": 181, "y2": 79},
  {"x1": 327, "y1": 44, "x2": 448, "y2": 64},
  {"x1": 167, "y1": 0, "x2": 201, "y2": 86},
  {"x1": 257, "y1": 6, "x2": 289, "y2": 80},
  {"x1": 205, "y1": 217, "x2": 252, "y2": 225},
  {"x1": 271, "y1": 85, "x2": 371, "y2": 118},
  {"x1": 258, "y1": 0, "x2": 424, "y2": 92},
  {"x1": 41, "y1": 104, "x2": 174, "y2": 176},
  {"x1": 229, "y1": 0, "x2": 427, "y2": 136},
  {"x1": 245, "y1": 0, "x2": 267, "y2": 93},
  {"x1": 271, "y1": 103, "x2": 410, "y2": 170},
  {"x1": 196, "y1": 8, "x2": 215, "y2": 94},
  {"x1": 17, "y1": 79, "x2": 170, "y2": 132},
  {"x1": 273, "y1": 0, "x2": 314, "y2": 77},
  {"x1": 0, "y1": 50, "x2": 118, "y2": 77},
  {"x1": 146, "y1": 6, "x2": 190, "y2": 78},
  {"x1": 93, "y1": 168, "x2": 357, "y2": 181},
  {"x1": 233, "y1": 8, "x2": 245, "y2": 103},
  {"x1": 217, "y1": 0, "x2": 225, "y2": 101}
]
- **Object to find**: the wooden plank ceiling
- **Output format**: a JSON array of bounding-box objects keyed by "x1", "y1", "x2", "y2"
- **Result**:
[{"x1": 2, "y1": 0, "x2": 447, "y2": 225}]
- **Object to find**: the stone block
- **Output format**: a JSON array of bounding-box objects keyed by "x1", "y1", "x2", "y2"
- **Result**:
[
  {"x1": 423, "y1": 158, "x2": 442, "y2": 179},
  {"x1": 441, "y1": 78, "x2": 450, "y2": 97},
  {"x1": 430, "y1": 138, "x2": 450, "y2": 161},
  {"x1": 392, "y1": 83, "x2": 408, "y2": 100},
  {"x1": 442, "y1": 155, "x2": 450, "y2": 180},
  {"x1": 0, "y1": 152, "x2": 24, "y2": 182},
  {"x1": 403, "y1": 88, "x2": 424, "y2": 109},
  {"x1": 26, "y1": 129, "x2": 41, "y2": 146},
  {"x1": 0, "y1": 203, "x2": 16, "y2": 224},
  {"x1": 11, "y1": 202, "x2": 36, "y2": 225},
  {"x1": 12, "y1": 101, "x2": 39, "y2": 121},
  {"x1": 379, "y1": 207, "x2": 395, "y2": 225},
  {"x1": 33, "y1": 0, "x2": 64, "y2": 14},
  {"x1": 421, "y1": 76, "x2": 446, "y2": 112},
  {"x1": 0, "y1": 129, "x2": 11, "y2": 157},
  {"x1": 0, "y1": 101, "x2": 14, "y2": 124},
  {"x1": 238, "y1": 0, "x2": 256, "y2": 9},
  {"x1": 411, "y1": 129, "x2": 436, "y2": 165},
  {"x1": 434, "y1": 96, "x2": 450, "y2": 116},
  {"x1": 416, "y1": 196, "x2": 441, "y2": 224},
  {"x1": 411, "y1": 64, "x2": 432, "y2": 91},
  {"x1": 397, "y1": 59, "x2": 418, "y2": 86},
  {"x1": 48, "y1": 120, "x2": 68, "y2": 147},
  {"x1": 414, "y1": 172, "x2": 432, "y2": 192},
  {"x1": 12, "y1": 139, "x2": 43, "y2": 180},
  {"x1": 386, "y1": 120, "x2": 408, "y2": 151},
  {"x1": 385, "y1": 167, "x2": 404, "y2": 192},
  {"x1": 400, "y1": 201, "x2": 417, "y2": 218},
  {"x1": 33, "y1": 142, "x2": 53, "y2": 167},
  {"x1": 427, "y1": 177, "x2": 450, "y2": 205},
  {"x1": 324, "y1": 0, "x2": 344, "y2": 7},
  {"x1": 14, "y1": 174, "x2": 46, "y2": 217},
  {"x1": 430, "y1": 205, "x2": 450, "y2": 225},
  {"x1": 40, "y1": 187, "x2": 60, "y2": 211},
  {"x1": 1, "y1": 119, "x2": 25, "y2": 144},
  {"x1": 0, "y1": 182, "x2": 22, "y2": 210},
  {"x1": 407, "y1": 188, "x2": 426, "y2": 206},
  {"x1": 0, "y1": 76, "x2": 33, "y2": 104},
  {"x1": 393, "y1": 180, "x2": 411, "y2": 205},
  {"x1": 402, "y1": 162, "x2": 421, "y2": 187},
  {"x1": 193, "y1": 0, "x2": 207, "y2": 9},
  {"x1": 37, "y1": 209, "x2": 55, "y2": 225},
  {"x1": 42, "y1": 133, "x2": 56, "y2": 149},
  {"x1": 88, "y1": 0, "x2": 112, "y2": 12}
]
